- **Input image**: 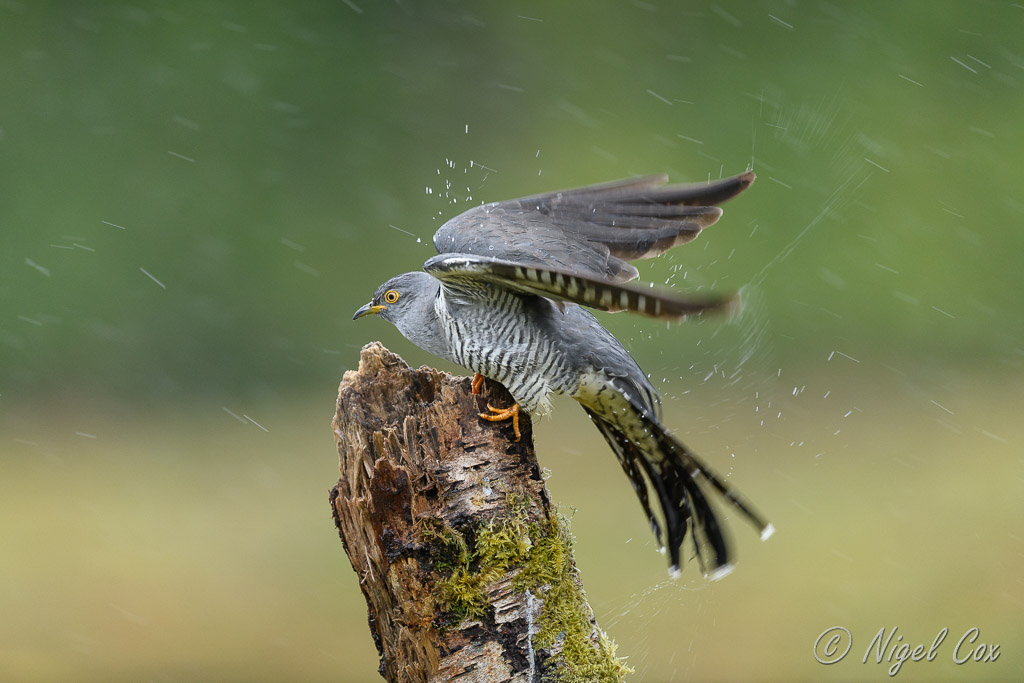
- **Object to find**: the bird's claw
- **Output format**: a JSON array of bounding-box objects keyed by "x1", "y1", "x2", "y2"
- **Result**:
[
  {"x1": 471, "y1": 372, "x2": 484, "y2": 395},
  {"x1": 479, "y1": 402, "x2": 521, "y2": 441}
]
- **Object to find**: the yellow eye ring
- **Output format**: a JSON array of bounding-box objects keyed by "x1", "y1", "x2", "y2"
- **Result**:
[{"x1": 383, "y1": 289, "x2": 400, "y2": 304}]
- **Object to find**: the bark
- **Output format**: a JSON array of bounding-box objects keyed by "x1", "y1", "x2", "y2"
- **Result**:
[{"x1": 330, "y1": 342, "x2": 628, "y2": 683}]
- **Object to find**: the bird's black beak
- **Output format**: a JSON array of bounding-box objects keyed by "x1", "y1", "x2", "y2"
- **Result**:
[{"x1": 353, "y1": 302, "x2": 386, "y2": 320}]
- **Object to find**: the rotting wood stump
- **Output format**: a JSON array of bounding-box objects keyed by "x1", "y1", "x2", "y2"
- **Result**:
[{"x1": 330, "y1": 342, "x2": 630, "y2": 682}]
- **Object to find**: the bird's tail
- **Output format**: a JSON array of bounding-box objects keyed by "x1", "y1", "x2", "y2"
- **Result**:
[{"x1": 583, "y1": 400, "x2": 772, "y2": 578}]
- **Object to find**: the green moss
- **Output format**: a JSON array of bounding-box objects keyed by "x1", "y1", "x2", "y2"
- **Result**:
[
  {"x1": 437, "y1": 565, "x2": 489, "y2": 621},
  {"x1": 416, "y1": 516, "x2": 482, "y2": 622},
  {"x1": 427, "y1": 509, "x2": 531, "y2": 622},
  {"x1": 415, "y1": 515, "x2": 469, "y2": 572},
  {"x1": 476, "y1": 514, "x2": 533, "y2": 570},
  {"x1": 419, "y1": 499, "x2": 631, "y2": 682},
  {"x1": 514, "y1": 514, "x2": 633, "y2": 682}
]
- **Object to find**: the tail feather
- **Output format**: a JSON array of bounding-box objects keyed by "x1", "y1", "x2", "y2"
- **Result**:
[
  {"x1": 583, "y1": 407, "x2": 662, "y2": 545},
  {"x1": 582, "y1": 396, "x2": 771, "y2": 577}
]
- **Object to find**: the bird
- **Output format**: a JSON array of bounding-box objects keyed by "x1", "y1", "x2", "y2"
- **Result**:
[{"x1": 353, "y1": 170, "x2": 773, "y2": 579}]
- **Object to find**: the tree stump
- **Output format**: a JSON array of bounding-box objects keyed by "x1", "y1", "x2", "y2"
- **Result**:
[{"x1": 330, "y1": 342, "x2": 630, "y2": 682}]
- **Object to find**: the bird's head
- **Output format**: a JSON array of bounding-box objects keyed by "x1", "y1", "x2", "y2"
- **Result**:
[{"x1": 352, "y1": 271, "x2": 436, "y2": 326}]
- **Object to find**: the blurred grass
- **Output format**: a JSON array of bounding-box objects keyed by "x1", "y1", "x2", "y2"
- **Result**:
[{"x1": 1, "y1": 396, "x2": 370, "y2": 681}]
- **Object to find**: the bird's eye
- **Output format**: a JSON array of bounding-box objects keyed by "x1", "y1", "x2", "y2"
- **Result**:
[{"x1": 383, "y1": 289, "x2": 400, "y2": 304}]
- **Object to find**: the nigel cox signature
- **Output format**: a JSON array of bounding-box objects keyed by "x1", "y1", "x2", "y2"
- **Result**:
[{"x1": 814, "y1": 625, "x2": 1001, "y2": 676}]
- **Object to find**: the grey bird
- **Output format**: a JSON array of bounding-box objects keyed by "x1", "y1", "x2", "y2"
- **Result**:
[{"x1": 353, "y1": 170, "x2": 773, "y2": 578}]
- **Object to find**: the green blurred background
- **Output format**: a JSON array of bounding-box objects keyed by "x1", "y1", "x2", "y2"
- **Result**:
[{"x1": 2, "y1": 2, "x2": 1022, "y2": 681}]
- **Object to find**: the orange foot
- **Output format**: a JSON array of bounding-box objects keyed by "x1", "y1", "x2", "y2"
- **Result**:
[
  {"x1": 479, "y1": 403, "x2": 521, "y2": 442},
  {"x1": 471, "y1": 373, "x2": 485, "y2": 395}
]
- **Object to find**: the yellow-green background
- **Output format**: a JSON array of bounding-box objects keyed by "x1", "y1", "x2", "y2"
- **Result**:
[{"x1": 2, "y1": 2, "x2": 1021, "y2": 681}]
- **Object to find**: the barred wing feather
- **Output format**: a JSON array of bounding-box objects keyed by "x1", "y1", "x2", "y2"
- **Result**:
[{"x1": 424, "y1": 254, "x2": 738, "y2": 320}]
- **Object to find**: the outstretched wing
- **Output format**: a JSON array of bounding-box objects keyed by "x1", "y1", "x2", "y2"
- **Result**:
[
  {"x1": 432, "y1": 171, "x2": 755, "y2": 284},
  {"x1": 427, "y1": 171, "x2": 754, "y2": 318},
  {"x1": 424, "y1": 254, "x2": 738, "y2": 320}
]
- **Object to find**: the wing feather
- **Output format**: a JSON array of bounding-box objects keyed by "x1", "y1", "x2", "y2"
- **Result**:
[
  {"x1": 424, "y1": 254, "x2": 738, "y2": 320},
  {"x1": 431, "y1": 170, "x2": 755, "y2": 284}
]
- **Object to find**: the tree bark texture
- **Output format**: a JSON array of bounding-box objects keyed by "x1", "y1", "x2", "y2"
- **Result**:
[{"x1": 330, "y1": 342, "x2": 629, "y2": 683}]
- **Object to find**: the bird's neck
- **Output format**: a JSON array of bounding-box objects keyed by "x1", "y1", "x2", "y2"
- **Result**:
[{"x1": 393, "y1": 280, "x2": 455, "y2": 363}]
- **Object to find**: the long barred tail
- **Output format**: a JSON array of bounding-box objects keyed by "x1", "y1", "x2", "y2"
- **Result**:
[{"x1": 583, "y1": 403, "x2": 773, "y2": 579}]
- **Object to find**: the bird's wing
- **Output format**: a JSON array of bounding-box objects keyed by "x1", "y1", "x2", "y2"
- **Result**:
[
  {"x1": 424, "y1": 253, "x2": 738, "y2": 321},
  {"x1": 431, "y1": 171, "x2": 755, "y2": 285},
  {"x1": 427, "y1": 171, "x2": 754, "y2": 319}
]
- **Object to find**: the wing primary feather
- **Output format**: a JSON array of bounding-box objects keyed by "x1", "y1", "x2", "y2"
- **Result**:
[
  {"x1": 430, "y1": 170, "x2": 755, "y2": 283},
  {"x1": 634, "y1": 170, "x2": 756, "y2": 207}
]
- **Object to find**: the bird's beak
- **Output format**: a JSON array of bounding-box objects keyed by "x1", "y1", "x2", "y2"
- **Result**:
[{"x1": 353, "y1": 302, "x2": 386, "y2": 320}]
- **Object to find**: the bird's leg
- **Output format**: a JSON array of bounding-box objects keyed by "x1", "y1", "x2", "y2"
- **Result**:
[
  {"x1": 473, "y1": 373, "x2": 520, "y2": 441},
  {"x1": 479, "y1": 403, "x2": 521, "y2": 442}
]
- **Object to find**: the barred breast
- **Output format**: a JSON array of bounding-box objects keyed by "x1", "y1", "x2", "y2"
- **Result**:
[{"x1": 434, "y1": 286, "x2": 577, "y2": 415}]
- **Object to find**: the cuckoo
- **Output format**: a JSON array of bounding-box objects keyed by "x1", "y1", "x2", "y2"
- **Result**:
[{"x1": 353, "y1": 170, "x2": 773, "y2": 578}]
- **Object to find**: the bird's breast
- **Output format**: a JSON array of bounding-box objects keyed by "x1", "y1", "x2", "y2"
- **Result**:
[{"x1": 435, "y1": 290, "x2": 577, "y2": 414}]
